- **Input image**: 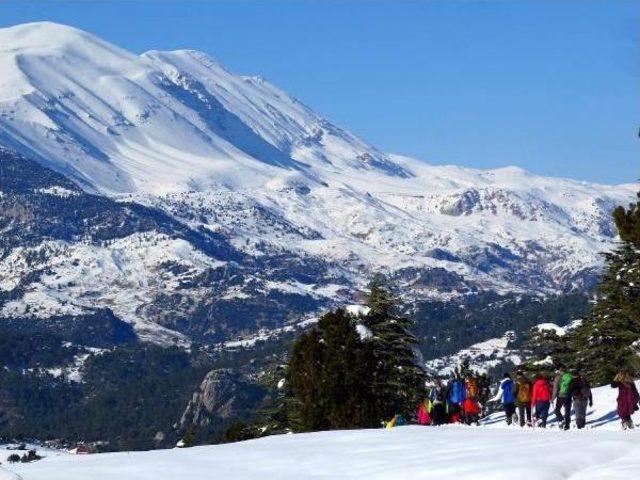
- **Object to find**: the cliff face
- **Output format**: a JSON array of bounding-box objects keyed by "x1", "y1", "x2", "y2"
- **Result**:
[{"x1": 178, "y1": 369, "x2": 265, "y2": 431}]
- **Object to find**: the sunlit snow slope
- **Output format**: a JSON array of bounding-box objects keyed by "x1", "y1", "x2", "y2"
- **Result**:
[
  {"x1": 0, "y1": 21, "x2": 636, "y2": 313},
  {"x1": 5, "y1": 383, "x2": 640, "y2": 480},
  {"x1": 0, "y1": 22, "x2": 407, "y2": 194}
]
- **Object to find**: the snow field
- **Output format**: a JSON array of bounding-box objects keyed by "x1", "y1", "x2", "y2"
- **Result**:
[
  {"x1": 4, "y1": 383, "x2": 640, "y2": 479},
  {"x1": 5, "y1": 426, "x2": 639, "y2": 480}
]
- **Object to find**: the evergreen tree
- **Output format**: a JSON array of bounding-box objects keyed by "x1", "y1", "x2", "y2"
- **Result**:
[
  {"x1": 363, "y1": 274, "x2": 426, "y2": 419},
  {"x1": 453, "y1": 357, "x2": 473, "y2": 379},
  {"x1": 180, "y1": 425, "x2": 197, "y2": 448},
  {"x1": 280, "y1": 276, "x2": 426, "y2": 431},
  {"x1": 570, "y1": 192, "x2": 640, "y2": 384},
  {"x1": 286, "y1": 309, "x2": 377, "y2": 431},
  {"x1": 521, "y1": 327, "x2": 574, "y2": 375},
  {"x1": 220, "y1": 421, "x2": 258, "y2": 444}
]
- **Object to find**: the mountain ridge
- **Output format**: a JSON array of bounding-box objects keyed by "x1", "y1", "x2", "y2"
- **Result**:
[{"x1": 0, "y1": 21, "x2": 637, "y2": 345}]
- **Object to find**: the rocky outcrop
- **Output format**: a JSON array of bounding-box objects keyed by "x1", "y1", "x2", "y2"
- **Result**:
[{"x1": 178, "y1": 369, "x2": 264, "y2": 430}]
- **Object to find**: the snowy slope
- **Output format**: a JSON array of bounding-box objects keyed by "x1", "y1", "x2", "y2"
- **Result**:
[
  {"x1": 0, "y1": 22, "x2": 407, "y2": 194},
  {"x1": 5, "y1": 383, "x2": 640, "y2": 480},
  {"x1": 0, "y1": 21, "x2": 637, "y2": 341}
]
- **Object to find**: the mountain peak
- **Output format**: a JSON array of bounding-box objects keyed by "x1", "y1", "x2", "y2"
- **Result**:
[
  {"x1": 0, "y1": 22, "x2": 410, "y2": 194},
  {"x1": 0, "y1": 21, "x2": 99, "y2": 53}
]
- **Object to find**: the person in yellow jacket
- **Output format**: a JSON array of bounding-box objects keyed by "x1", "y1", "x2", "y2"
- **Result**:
[{"x1": 385, "y1": 414, "x2": 406, "y2": 429}]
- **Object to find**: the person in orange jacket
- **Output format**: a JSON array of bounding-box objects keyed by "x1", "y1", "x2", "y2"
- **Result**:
[
  {"x1": 463, "y1": 376, "x2": 481, "y2": 425},
  {"x1": 530, "y1": 374, "x2": 552, "y2": 428}
]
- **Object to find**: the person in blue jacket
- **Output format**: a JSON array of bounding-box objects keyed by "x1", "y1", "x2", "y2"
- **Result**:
[
  {"x1": 446, "y1": 373, "x2": 466, "y2": 423},
  {"x1": 491, "y1": 373, "x2": 517, "y2": 425}
]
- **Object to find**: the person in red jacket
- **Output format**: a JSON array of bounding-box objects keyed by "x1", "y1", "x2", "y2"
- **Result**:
[{"x1": 531, "y1": 374, "x2": 552, "y2": 428}]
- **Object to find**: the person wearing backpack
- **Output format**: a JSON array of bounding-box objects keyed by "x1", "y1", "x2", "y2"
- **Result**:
[
  {"x1": 491, "y1": 373, "x2": 517, "y2": 425},
  {"x1": 464, "y1": 376, "x2": 481, "y2": 425},
  {"x1": 552, "y1": 366, "x2": 573, "y2": 430},
  {"x1": 611, "y1": 371, "x2": 640, "y2": 430},
  {"x1": 568, "y1": 371, "x2": 592, "y2": 429},
  {"x1": 515, "y1": 371, "x2": 533, "y2": 427},
  {"x1": 531, "y1": 374, "x2": 552, "y2": 428},
  {"x1": 428, "y1": 379, "x2": 448, "y2": 426},
  {"x1": 446, "y1": 374, "x2": 466, "y2": 423}
]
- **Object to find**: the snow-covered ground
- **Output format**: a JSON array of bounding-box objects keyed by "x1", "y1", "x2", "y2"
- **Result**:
[
  {"x1": 3, "y1": 383, "x2": 639, "y2": 479},
  {"x1": 4, "y1": 427, "x2": 639, "y2": 480}
]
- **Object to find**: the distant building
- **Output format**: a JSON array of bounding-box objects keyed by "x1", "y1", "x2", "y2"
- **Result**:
[{"x1": 70, "y1": 443, "x2": 94, "y2": 455}]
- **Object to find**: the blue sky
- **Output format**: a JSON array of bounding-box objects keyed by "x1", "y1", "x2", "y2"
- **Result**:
[{"x1": 1, "y1": 0, "x2": 638, "y2": 183}]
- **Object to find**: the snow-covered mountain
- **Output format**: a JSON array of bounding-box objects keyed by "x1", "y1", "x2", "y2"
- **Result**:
[
  {"x1": 0, "y1": 21, "x2": 408, "y2": 194},
  {"x1": 0, "y1": 22, "x2": 636, "y2": 344}
]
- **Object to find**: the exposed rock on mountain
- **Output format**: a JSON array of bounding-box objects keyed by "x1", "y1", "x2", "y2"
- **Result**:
[{"x1": 178, "y1": 369, "x2": 264, "y2": 430}]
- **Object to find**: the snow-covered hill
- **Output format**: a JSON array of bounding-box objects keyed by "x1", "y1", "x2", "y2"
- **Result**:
[
  {"x1": 4, "y1": 382, "x2": 640, "y2": 480},
  {"x1": 0, "y1": 21, "x2": 637, "y2": 344},
  {"x1": 425, "y1": 331, "x2": 523, "y2": 376}
]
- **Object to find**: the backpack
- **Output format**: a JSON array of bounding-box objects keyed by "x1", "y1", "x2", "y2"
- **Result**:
[
  {"x1": 466, "y1": 378, "x2": 479, "y2": 399},
  {"x1": 535, "y1": 378, "x2": 551, "y2": 399},
  {"x1": 559, "y1": 373, "x2": 573, "y2": 397},
  {"x1": 450, "y1": 379, "x2": 465, "y2": 404},
  {"x1": 502, "y1": 379, "x2": 516, "y2": 404},
  {"x1": 572, "y1": 379, "x2": 590, "y2": 399},
  {"x1": 417, "y1": 401, "x2": 431, "y2": 425},
  {"x1": 516, "y1": 380, "x2": 532, "y2": 403}
]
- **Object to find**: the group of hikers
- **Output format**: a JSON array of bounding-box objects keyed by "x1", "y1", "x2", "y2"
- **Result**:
[{"x1": 409, "y1": 366, "x2": 640, "y2": 430}]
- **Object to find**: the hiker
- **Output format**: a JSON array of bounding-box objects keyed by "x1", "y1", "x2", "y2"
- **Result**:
[
  {"x1": 428, "y1": 379, "x2": 448, "y2": 426},
  {"x1": 385, "y1": 414, "x2": 406, "y2": 429},
  {"x1": 463, "y1": 376, "x2": 481, "y2": 425},
  {"x1": 569, "y1": 371, "x2": 592, "y2": 429},
  {"x1": 417, "y1": 397, "x2": 432, "y2": 425},
  {"x1": 552, "y1": 366, "x2": 573, "y2": 430},
  {"x1": 491, "y1": 373, "x2": 516, "y2": 425},
  {"x1": 531, "y1": 374, "x2": 552, "y2": 428},
  {"x1": 611, "y1": 371, "x2": 640, "y2": 430},
  {"x1": 515, "y1": 370, "x2": 533, "y2": 427},
  {"x1": 446, "y1": 374, "x2": 466, "y2": 423}
]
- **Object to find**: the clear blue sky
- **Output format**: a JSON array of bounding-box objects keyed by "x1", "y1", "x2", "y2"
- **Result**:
[{"x1": 1, "y1": 0, "x2": 639, "y2": 183}]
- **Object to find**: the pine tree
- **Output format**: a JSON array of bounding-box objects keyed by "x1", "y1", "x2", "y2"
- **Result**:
[
  {"x1": 522, "y1": 327, "x2": 574, "y2": 375},
  {"x1": 280, "y1": 275, "x2": 426, "y2": 431},
  {"x1": 363, "y1": 274, "x2": 426, "y2": 419},
  {"x1": 570, "y1": 192, "x2": 640, "y2": 384},
  {"x1": 285, "y1": 309, "x2": 377, "y2": 431},
  {"x1": 454, "y1": 357, "x2": 473, "y2": 379},
  {"x1": 180, "y1": 424, "x2": 197, "y2": 448},
  {"x1": 286, "y1": 328, "x2": 327, "y2": 431}
]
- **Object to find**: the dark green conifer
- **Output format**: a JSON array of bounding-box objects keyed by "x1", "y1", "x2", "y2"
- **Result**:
[
  {"x1": 568, "y1": 191, "x2": 640, "y2": 384},
  {"x1": 363, "y1": 274, "x2": 425, "y2": 419},
  {"x1": 286, "y1": 309, "x2": 377, "y2": 431}
]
